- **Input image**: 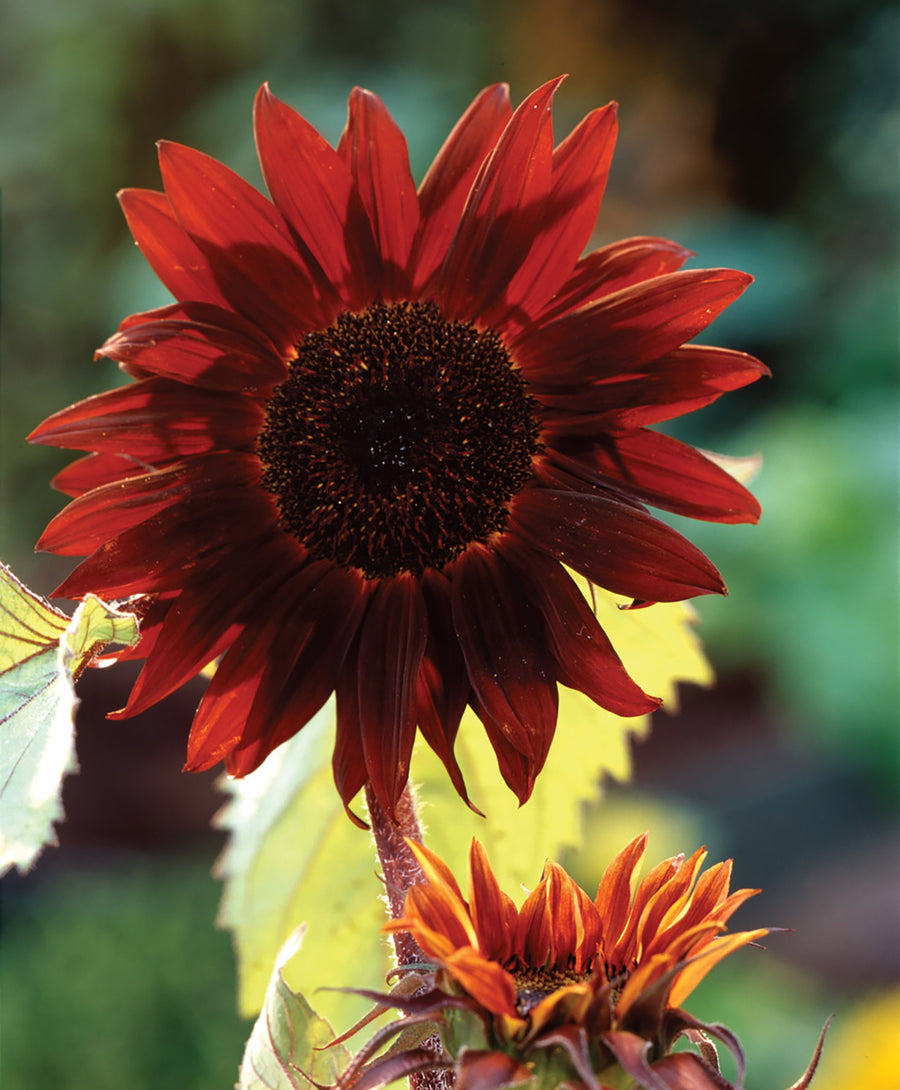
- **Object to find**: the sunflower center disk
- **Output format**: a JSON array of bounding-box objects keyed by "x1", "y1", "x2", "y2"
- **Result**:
[
  {"x1": 258, "y1": 302, "x2": 540, "y2": 580},
  {"x1": 512, "y1": 965, "x2": 587, "y2": 1017}
]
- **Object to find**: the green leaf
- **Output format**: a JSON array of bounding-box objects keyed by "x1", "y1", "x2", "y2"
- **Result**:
[
  {"x1": 215, "y1": 701, "x2": 393, "y2": 1029},
  {"x1": 217, "y1": 592, "x2": 711, "y2": 1026},
  {"x1": 0, "y1": 562, "x2": 139, "y2": 874},
  {"x1": 238, "y1": 925, "x2": 351, "y2": 1090}
]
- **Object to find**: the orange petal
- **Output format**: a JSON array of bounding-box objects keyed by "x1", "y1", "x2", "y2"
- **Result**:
[
  {"x1": 444, "y1": 947, "x2": 520, "y2": 1020},
  {"x1": 467, "y1": 840, "x2": 515, "y2": 962},
  {"x1": 668, "y1": 928, "x2": 769, "y2": 1008},
  {"x1": 594, "y1": 832, "x2": 647, "y2": 949}
]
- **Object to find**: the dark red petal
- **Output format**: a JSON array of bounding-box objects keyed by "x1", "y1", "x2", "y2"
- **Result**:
[
  {"x1": 469, "y1": 692, "x2": 543, "y2": 805},
  {"x1": 338, "y1": 88, "x2": 419, "y2": 301},
  {"x1": 227, "y1": 566, "x2": 369, "y2": 775},
  {"x1": 412, "y1": 84, "x2": 513, "y2": 291},
  {"x1": 115, "y1": 299, "x2": 282, "y2": 354},
  {"x1": 514, "y1": 269, "x2": 753, "y2": 384},
  {"x1": 98, "y1": 318, "x2": 285, "y2": 393},
  {"x1": 415, "y1": 571, "x2": 478, "y2": 812},
  {"x1": 118, "y1": 188, "x2": 231, "y2": 308},
  {"x1": 509, "y1": 488, "x2": 725, "y2": 602},
  {"x1": 356, "y1": 575, "x2": 427, "y2": 816},
  {"x1": 29, "y1": 378, "x2": 263, "y2": 458},
  {"x1": 500, "y1": 538, "x2": 659, "y2": 717},
  {"x1": 52, "y1": 486, "x2": 277, "y2": 599},
  {"x1": 333, "y1": 639, "x2": 371, "y2": 827},
  {"x1": 184, "y1": 617, "x2": 280, "y2": 772},
  {"x1": 456, "y1": 1051, "x2": 533, "y2": 1090},
  {"x1": 600, "y1": 1030, "x2": 675, "y2": 1090},
  {"x1": 37, "y1": 452, "x2": 261, "y2": 555},
  {"x1": 450, "y1": 545, "x2": 558, "y2": 764},
  {"x1": 503, "y1": 102, "x2": 617, "y2": 329},
  {"x1": 350, "y1": 1051, "x2": 450, "y2": 1090},
  {"x1": 157, "y1": 141, "x2": 325, "y2": 350},
  {"x1": 532, "y1": 450, "x2": 649, "y2": 513},
  {"x1": 641, "y1": 1051, "x2": 731, "y2": 1090},
  {"x1": 537, "y1": 236, "x2": 693, "y2": 323},
  {"x1": 111, "y1": 534, "x2": 303, "y2": 718},
  {"x1": 436, "y1": 77, "x2": 563, "y2": 323},
  {"x1": 586, "y1": 431, "x2": 762, "y2": 524},
  {"x1": 50, "y1": 453, "x2": 148, "y2": 498},
  {"x1": 253, "y1": 84, "x2": 378, "y2": 311},
  {"x1": 535, "y1": 344, "x2": 769, "y2": 430}
]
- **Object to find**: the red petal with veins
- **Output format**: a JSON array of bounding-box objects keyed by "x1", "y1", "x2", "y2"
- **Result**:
[
  {"x1": 29, "y1": 378, "x2": 263, "y2": 459},
  {"x1": 415, "y1": 572, "x2": 476, "y2": 811},
  {"x1": 500, "y1": 538, "x2": 660, "y2": 716},
  {"x1": 503, "y1": 102, "x2": 617, "y2": 329},
  {"x1": 535, "y1": 344, "x2": 769, "y2": 428},
  {"x1": 51, "y1": 452, "x2": 149, "y2": 498},
  {"x1": 118, "y1": 188, "x2": 230, "y2": 309},
  {"x1": 357, "y1": 575, "x2": 428, "y2": 815},
  {"x1": 184, "y1": 619, "x2": 277, "y2": 772},
  {"x1": 584, "y1": 431, "x2": 762, "y2": 524},
  {"x1": 539, "y1": 235, "x2": 693, "y2": 321},
  {"x1": 468, "y1": 840, "x2": 516, "y2": 963},
  {"x1": 227, "y1": 566, "x2": 369, "y2": 776},
  {"x1": 333, "y1": 638, "x2": 373, "y2": 826},
  {"x1": 37, "y1": 452, "x2": 260, "y2": 555},
  {"x1": 99, "y1": 318, "x2": 285, "y2": 392},
  {"x1": 112, "y1": 535, "x2": 302, "y2": 718},
  {"x1": 514, "y1": 269, "x2": 752, "y2": 382},
  {"x1": 451, "y1": 546, "x2": 558, "y2": 764},
  {"x1": 595, "y1": 833, "x2": 648, "y2": 949},
  {"x1": 437, "y1": 77, "x2": 563, "y2": 324},
  {"x1": 338, "y1": 89, "x2": 419, "y2": 301},
  {"x1": 52, "y1": 487, "x2": 276, "y2": 599},
  {"x1": 509, "y1": 488, "x2": 725, "y2": 602},
  {"x1": 413, "y1": 84, "x2": 512, "y2": 290},
  {"x1": 158, "y1": 141, "x2": 326, "y2": 350},
  {"x1": 254, "y1": 84, "x2": 378, "y2": 310}
]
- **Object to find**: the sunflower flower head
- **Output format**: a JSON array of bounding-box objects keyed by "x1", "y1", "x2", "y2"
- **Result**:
[
  {"x1": 30, "y1": 78, "x2": 766, "y2": 820},
  {"x1": 369, "y1": 835, "x2": 769, "y2": 1089}
]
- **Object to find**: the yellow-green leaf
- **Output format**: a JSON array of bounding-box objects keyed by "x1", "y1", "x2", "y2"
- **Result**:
[
  {"x1": 215, "y1": 702, "x2": 392, "y2": 1030},
  {"x1": 0, "y1": 562, "x2": 139, "y2": 874},
  {"x1": 238, "y1": 925, "x2": 351, "y2": 1090},
  {"x1": 218, "y1": 590, "x2": 711, "y2": 1025}
]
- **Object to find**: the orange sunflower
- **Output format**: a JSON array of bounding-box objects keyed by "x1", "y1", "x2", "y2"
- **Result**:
[
  {"x1": 30, "y1": 78, "x2": 765, "y2": 819},
  {"x1": 373, "y1": 834, "x2": 766, "y2": 1088}
]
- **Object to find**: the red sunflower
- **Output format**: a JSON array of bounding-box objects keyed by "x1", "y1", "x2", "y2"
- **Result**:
[{"x1": 30, "y1": 77, "x2": 766, "y2": 819}]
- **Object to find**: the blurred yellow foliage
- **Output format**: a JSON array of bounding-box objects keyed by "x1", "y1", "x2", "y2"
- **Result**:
[{"x1": 810, "y1": 990, "x2": 900, "y2": 1090}]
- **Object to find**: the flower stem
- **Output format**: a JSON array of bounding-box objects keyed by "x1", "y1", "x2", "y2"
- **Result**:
[
  {"x1": 364, "y1": 781, "x2": 427, "y2": 967},
  {"x1": 365, "y1": 782, "x2": 453, "y2": 1090}
]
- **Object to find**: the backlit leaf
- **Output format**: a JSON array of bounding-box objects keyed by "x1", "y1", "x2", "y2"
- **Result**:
[
  {"x1": 0, "y1": 562, "x2": 139, "y2": 874},
  {"x1": 238, "y1": 924, "x2": 351, "y2": 1090},
  {"x1": 217, "y1": 591, "x2": 711, "y2": 1024},
  {"x1": 215, "y1": 701, "x2": 392, "y2": 1029}
]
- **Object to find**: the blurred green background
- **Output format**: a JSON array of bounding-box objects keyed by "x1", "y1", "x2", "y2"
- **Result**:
[{"x1": 1, "y1": 0, "x2": 897, "y2": 1086}]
